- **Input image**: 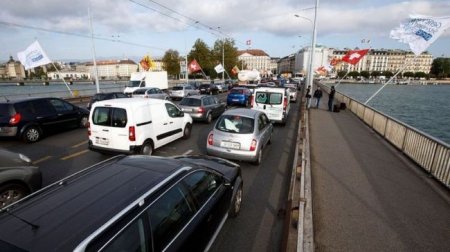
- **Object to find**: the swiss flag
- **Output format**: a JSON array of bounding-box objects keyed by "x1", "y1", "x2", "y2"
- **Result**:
[
  {"x1": 188, "y1": 59, "x2": 202, "y2": 73},
  {"x1": 341, "y1": 49, "x2": 369, "y2": 65}
]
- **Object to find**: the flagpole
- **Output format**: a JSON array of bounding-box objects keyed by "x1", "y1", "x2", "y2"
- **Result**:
[
  {"x1": 88, "y1": 6, "x2": 100, "y2": 94},
  {"x1": 364, "y1": 56, "x2": 417, "y2": 105},
  {"x1": 334, "y1": 68, "x2": 350, "y2": 88},
  {"x1": 51, "y1": 62, "x2": 74, "y2": 97}
]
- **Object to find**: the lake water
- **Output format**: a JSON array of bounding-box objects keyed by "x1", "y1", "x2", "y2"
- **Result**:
[{"x1": 328, "y1": 83, "x2": 450, "y2": 145}]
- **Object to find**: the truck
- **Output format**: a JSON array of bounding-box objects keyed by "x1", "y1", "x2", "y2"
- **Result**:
[
  {"x1": 237, "y1": 70, "x2": 261, "y2": 83},
  {"x1": 123, "y1": 71, "x2": 169, "y2": 95}
]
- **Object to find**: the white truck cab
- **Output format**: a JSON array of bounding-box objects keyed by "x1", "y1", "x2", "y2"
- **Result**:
[
  {"x1": 124, "y1": 71, "x2": 169, "y2": 96},
  {"x1": 88, "y1": 98, "x2": 192, "y2": 155},
  {"x1": 251, "y1": 87, "x2": 290, "y2": 125}
]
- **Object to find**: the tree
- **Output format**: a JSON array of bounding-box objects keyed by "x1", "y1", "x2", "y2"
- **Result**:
[
  {"x1": 211, "y1": 38, "x2": 240, "y2": 79},
  {"x1": 403, "y1": 71, "x2": 415, "y2": 78},
  {"x1": 371, "y1": 71, "x2": 381, "y2": 78},
  {"x1": 162, "y1": 49, "x2": 181, "y2": 79},
  {"x1": 360, "y1": 71, "x2": 370, "y2": 79},
  {"x1": 414, "y1": 71, "x2": 428, "y2": 79},
  {"x1": 382, "y1": 71, "x2": 394, "y2": 78},
  {"x1": 348, "y1": 71, "x2": 359, "y2": 78},
  {"x1": 188, "y1": 39, "x2": 213, "y2": 79},
  {"x1": 430, "y1": 57, "x2": 450, "y2": 79},
  {"x1": 337, "y1": 70, "x2": 347, "y2": 78}
]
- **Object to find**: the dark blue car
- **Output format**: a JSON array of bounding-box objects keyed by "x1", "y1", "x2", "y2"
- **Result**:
[{"x1": 226, "y1": 87, "x2": 253, "y2": 107}]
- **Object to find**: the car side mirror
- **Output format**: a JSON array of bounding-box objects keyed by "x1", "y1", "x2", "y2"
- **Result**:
[{"x1": 179, "y1": 111, "x2": 184, "y2": 117}]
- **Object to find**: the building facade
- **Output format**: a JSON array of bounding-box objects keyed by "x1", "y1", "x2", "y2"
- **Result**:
[
  {"x1": 84, "y1": 59, "x2": 138, "y2": 79},
  {"x1": 0, "y1": 56, "x2": 26, "y2": 79},
  {"x1": 294, "y1": 45, "x2": 333, "y2": 75},
  {"x1": 237, "y1": 49, "x2": 271, "y2": 75}
]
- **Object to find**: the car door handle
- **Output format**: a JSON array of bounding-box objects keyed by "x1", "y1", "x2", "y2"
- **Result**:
[
  {"x1": 163, "y1": 123, "x2": 168, "y2": 125},
  {"x1": 102, "y1": 129, "x2": 109, "y2": 132},
  {"x1": 263, "y1": 105, "x2": 266, "y2": 109},
  {"x1": 57, "y1": 113, "x2": 63, "y2": 116},
  {"x1": 169, "y1": 121, "x2": 173, "y2": 124},
  {"x1": 36, "y1": 116, "x2": 43, "y2": 119}
]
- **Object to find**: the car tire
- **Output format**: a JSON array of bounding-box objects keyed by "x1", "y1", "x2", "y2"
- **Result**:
[
  {"x1": 80, "y1": 115, "x2": 89, "y2": 128},
  {"x1": 229, "y1": 182, "x2": 243, "y2": 218},
  {"x1": 140, "y1": 141, "x2": 153, "y2": 155},
  {"x1": 183, "y1": 123, "x2": 192, "y2": 139},
  {"x1": 0, "y1": 183, "x2": 29, "y2": 208},
  {"x1": 206, "y1": 113, "x2": 212, "y2": 124},
  {"x1": 22, "y1": 126, "x2": 41, "y2": 143}
]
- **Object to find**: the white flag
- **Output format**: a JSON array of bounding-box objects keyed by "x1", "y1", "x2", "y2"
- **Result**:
[
  {"x1": 17, "y1": 41, "x2": 52, "y2": 70},
  {"x1": 214, "y1": 64, "x2": 225, "y2": 74},
  {"x1": 390, "y1": 15, "x2": 450, "y2": 56}
]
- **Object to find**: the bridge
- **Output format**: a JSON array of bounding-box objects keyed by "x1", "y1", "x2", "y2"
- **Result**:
[{"x1": 287, "y1": 82, "x2": 450, "y2": 251}]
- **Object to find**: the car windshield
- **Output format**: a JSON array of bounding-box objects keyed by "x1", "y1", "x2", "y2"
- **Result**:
[
  {"x1": 133, "y1": 89, "x2": 147, "y2": 95},
  {"x1": 255, "y1": 92, "x2": 282, "y2": 105},
  {"x1": 216, "y1": 115, "x2": 254, "y2": 134},
  {"x1": 172, "y1": 86, "x2": 184, "y2": 91},
  {"x1": 128, "y1": 80, "x2": 143, "y2": 87},
  {"x1": 180, "y1": 98, "x2": 201, "y2": 106}
]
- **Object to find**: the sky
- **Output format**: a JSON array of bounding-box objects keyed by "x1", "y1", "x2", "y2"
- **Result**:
[{"x1": 1, "y1": 0, "x2": 450, "y2": 63}]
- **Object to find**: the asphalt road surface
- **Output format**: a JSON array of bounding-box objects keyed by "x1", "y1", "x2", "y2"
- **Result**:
[{"x1": 0, "y1": 93, "x2": 301, "y2": 251}]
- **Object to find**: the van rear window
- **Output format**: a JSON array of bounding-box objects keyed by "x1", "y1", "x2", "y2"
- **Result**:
[
  {"x1": 92, "y1": 107, "x2": 127, "y2": 128},
  {"x1": 255, "y1": 92, "x2": 282, "y2": 105}
]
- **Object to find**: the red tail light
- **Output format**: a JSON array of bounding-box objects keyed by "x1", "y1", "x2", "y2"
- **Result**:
[
  {"x1": 250, "y1": 139, "x2": 257, "y2": 151},
  {"x1": 87, "y1": 122, "x2": 91, "y2": 136},
  {"x1": 9, "y1": 113, "x2": 21, "y2": 125},
  {"x1": 129, "y1": 126, "x2": 136, "y2": 141},
  {"x1": 207, "y1": 133, "x2": 214, "y2": 145},
  {"x1": 250, "y1": 96, "x2": 254, "y2": 107},
  {"x1": 198, "y1": 106, "x2": 205, "y2": 114},
  {"x1": 283, "y1": 97, "x2": 288, "y2": 110}
]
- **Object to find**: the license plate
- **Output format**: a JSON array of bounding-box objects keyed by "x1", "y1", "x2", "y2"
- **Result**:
[
  {"x1": 232, "y1": 99, "x2": 239, "y2": 102},
  {"x1": 220, "y1": 141, "x2": 240, "y2": 149},
  {"x1": 95, "y1": 137, "x2": 109, "y2": 145}
]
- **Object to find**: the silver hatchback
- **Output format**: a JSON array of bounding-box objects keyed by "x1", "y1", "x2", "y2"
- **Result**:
[{"x1": 206, "y1": 108, "x2": 273, "y2": 165}]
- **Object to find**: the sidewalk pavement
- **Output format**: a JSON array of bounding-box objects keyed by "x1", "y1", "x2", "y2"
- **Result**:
[{"x1": 308, "y1": 94, "x2": 450, "y2": 252}]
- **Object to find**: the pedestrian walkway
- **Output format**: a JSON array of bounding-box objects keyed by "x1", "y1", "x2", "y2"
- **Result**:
[{"x1": 308, "y1": 93, "x2": 450, "y2": 251}]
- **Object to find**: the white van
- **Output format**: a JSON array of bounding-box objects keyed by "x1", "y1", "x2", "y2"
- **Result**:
[
  {"x1": 88, "y1": 98, "x2": 192, "y2": 155},
  {"x1": 251, "y1": 87, "x2": 290, "y2": 125}
]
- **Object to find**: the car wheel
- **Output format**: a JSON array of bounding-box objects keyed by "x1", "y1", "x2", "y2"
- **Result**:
[
  {"x1": 253, "y1": 149, "x2": 262, "y2": 165},
  {"x1": 0, "y1": 183, "x2": 29, "y2": 208},
  {"x1": 183, "y1": 123, "x2": 192, "y2": 139},
  {"x1": 140, "y1": 141, "x2": 153, "y2": 155},
  {"x1": 80, "y1": 115, "x2": 88, "y2": 128},
  {"x1": 22, "y1": 126, "x2": 41, "y2": 143},
  {"x1": 229, "y1": 182, "x2": 243, "y2": 218},
  {"x1": 206, "y1": 113, "x2": 212, "y2": 124}
]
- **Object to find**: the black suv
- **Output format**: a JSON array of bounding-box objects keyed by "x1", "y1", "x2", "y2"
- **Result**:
[
  {"x1": 0, "y1": 155, "x2": 243, "y2": 252},
  {"x1": 86, "y1": 92, "x2": 127, "y2": 110},
  {"x1": 199, "y1": 83, "x2": 219, "y2": 95},
  {"x1": 0, "y1": 97, "x2": 89, "y2": 143}
]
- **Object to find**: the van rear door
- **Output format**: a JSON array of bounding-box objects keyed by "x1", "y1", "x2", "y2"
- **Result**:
[
  {"x1": 252, "y1": 90, "x2": 284, "y2": 121},
  {"x1": 90, "y1": 107, "x2": 130, "y2": 151}
]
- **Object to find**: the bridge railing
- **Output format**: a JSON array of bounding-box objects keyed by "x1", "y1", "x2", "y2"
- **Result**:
[{"x1": 320, "y1": 83, "x2": 450, "y2": 188}]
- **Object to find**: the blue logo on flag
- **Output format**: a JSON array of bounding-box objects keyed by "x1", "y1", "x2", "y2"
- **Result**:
[{"x1": 415, "y1": 29, "x2": 432, "y2": 41}]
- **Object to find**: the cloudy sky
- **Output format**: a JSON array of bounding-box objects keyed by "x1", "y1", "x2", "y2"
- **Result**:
[{"x1": 1, "y1": 0, "x2": 449, "y2": 62}]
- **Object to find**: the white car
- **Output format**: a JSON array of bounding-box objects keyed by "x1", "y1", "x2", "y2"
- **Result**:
[
  {"x1": 132, "y1": 87, "x2": 169, "y2": 100},
  {"x1": 169, "y1": 85, "x2": 199, "y2": 100},
  {"x1": 88, "y1": 98, "x2": 193, "y2": 155}
]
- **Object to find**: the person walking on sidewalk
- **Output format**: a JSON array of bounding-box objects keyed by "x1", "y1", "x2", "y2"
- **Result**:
[
  {"x1": 305, "y1": 85, "x2": 312, "y2": 109},
  {"x1": 328, "y1": 86, "x2": 336, "y2": 111},
  {"x1": 313, "y1": 87, "x2": 323, "y2": 108}
]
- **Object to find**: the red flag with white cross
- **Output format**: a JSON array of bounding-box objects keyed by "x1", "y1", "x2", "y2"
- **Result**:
[{"x1": 341, "y1": 49, "x2": 369, "y2": 65}]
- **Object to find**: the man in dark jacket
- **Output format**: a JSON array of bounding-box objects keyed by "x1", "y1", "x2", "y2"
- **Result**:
[
  {"x1": 313, "y1": 87, "x2": 323, "y2": 108},
  {"x1": 328, "y1": 86, "x2": 336, "y2": 111},
  {"x1": 305, "y1": 85, "x2": 312, "y2": 108}
]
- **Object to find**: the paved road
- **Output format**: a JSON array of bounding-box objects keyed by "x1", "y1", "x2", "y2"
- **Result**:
[
  {"x1": 309, "y1": 94, "x2": 450, "y2": 252},
  {"x1": 0, "y1": 93, "x2": 301, "y2": 251}
]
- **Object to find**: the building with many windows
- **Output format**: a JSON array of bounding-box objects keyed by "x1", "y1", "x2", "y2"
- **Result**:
[
  {"x1": 294, "y1": 45, "x2": 333, "y2": 75},
  {"x1": 237, "y1": 49, "x2": 271, "y2": 75},
  {"x1": 83, "y1": 59, "x2": 138, "y2": 80}
]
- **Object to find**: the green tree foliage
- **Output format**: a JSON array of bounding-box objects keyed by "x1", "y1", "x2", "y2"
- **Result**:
[
  {"x1": 162, "y1": 49, "x2": 181, "y2": 79},
  {"x1": 211, "y1": 38, "x2": 239, "y2": 79},
  {"x1": 430, "y1": 57, "x2": 450, "y2": 79},
  {"x1": 348, "y1": 71, "x2": 359, "y2": 78},
  {"x1": 414, "y1": 71, "x2": 428, "y2": 79},
  {"x1": 403, "y1": 71, "x2": 415, "y2": 78},
  {"x1": 337, "y1": 70, "x2": 347, "y2": 78},
  {"x1": 360, "y1": 71, "x2": 370, "y2": 79},
  {"x1": 371, "y1": 71, "x2": 381, "y2": 78},
  {"x1": 382, "y1": 71, "x2": 394, "y2": 78},
  {"x1": 188, "y1": 39, "x2": 213, "y2": 79}
]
